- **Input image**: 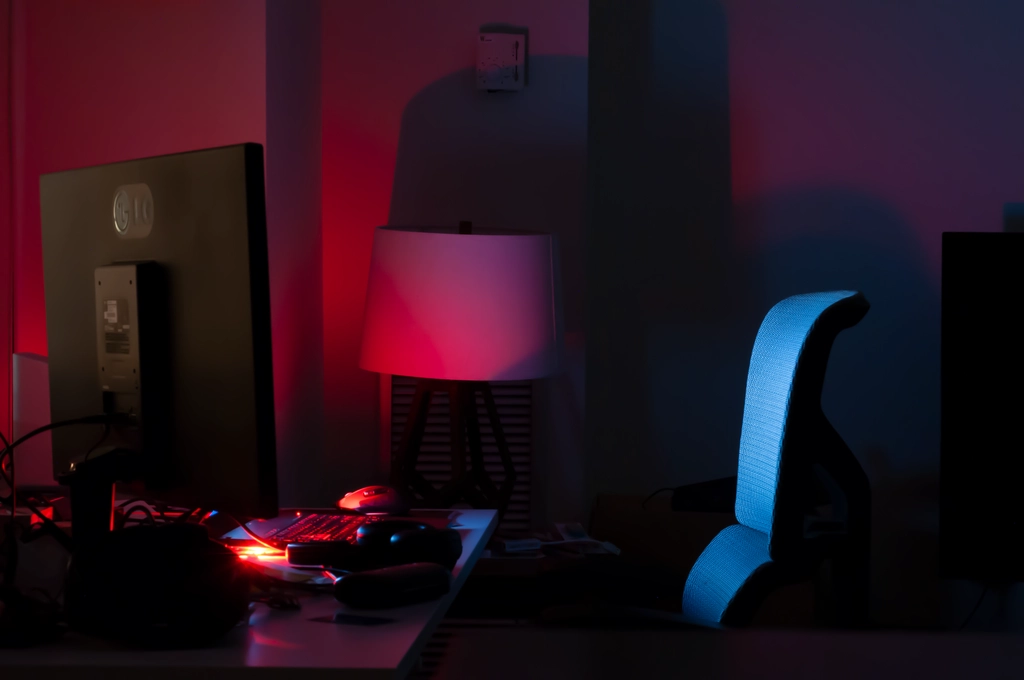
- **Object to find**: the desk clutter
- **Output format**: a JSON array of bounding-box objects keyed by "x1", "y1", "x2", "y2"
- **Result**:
[
  {"x1": 1, "y1": 487, "x2": 466, "y2": 649},
  {"x1": 486, "y1": 522, "x2": 620, "y2": 558}
]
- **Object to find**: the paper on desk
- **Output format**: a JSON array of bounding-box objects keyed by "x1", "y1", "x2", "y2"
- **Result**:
[{"x1": 241, "y1": 554, "x2": 336, "y2": 585}]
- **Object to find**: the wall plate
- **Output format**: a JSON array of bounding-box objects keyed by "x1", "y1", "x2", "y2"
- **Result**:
[{"x1": 477, "y1": 32, "x2": 526, "y2": 91}]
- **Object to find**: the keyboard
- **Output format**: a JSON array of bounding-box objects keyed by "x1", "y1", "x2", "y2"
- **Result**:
[{"x1": 265, "y1": 513, "x2": 384, "y2": 544}]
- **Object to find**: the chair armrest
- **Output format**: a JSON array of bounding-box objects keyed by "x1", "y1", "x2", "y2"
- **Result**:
[
  {"x1": 671, "y1": 476, "x2": 737, "y2": 513},
  {"x1": 617, "y1": 606, "x2": 729, "y2": 630}
]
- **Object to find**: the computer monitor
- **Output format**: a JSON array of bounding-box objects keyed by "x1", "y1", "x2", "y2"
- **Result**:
[
  {"x1": 39, "y1": 144, "x2": 278, "y2": 524},
  {"x1": 941, "y1": 231, "x2": 1024, "y2": 580}
]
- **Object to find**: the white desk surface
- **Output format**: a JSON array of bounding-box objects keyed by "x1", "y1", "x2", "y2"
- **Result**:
[{"x1": 1, "y1": 509, "x2": 498, "y2": 680}]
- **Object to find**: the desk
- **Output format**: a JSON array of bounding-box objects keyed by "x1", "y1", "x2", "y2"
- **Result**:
[
  {"x1": 1, "y1": 509, "x2": 497, "y2": 680},
  {"x1": 430, "y1": 628, "x2": 1024, "y2": 680}
]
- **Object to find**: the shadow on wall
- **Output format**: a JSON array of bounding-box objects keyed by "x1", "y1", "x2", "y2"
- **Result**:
[
  {"x1": 589, "y1": 0, "x2": 946, "y2": 627},
  {"x1": 736, "y1": 189, "x2": 941, "y2": 627},
  {"x1": 587, "y1": 0, "x2": 745, "y2": 496},
  {"x1": 741, "y1": 190, "x2": 939, "y2": 477},
  {"x1": 388, "y1": 56, "x2": 589, "y2": 524}
]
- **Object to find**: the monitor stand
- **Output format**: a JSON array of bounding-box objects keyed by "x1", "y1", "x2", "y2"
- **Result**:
[{"x1": 58, "y1": 449, "x2": 140, "y2": 546}]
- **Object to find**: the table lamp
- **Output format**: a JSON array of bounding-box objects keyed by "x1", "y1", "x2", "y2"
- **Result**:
[{"x1": 359, "y1": 222, "x2": 562, "y2": 518}]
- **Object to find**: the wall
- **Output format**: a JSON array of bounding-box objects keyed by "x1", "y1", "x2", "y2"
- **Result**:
[
  {"x1": 587, "y1": 0, "x2": 1024, "y2": 628},
  {"x1": 265, "y1": 0, "x2": 324, "y2": 506},
  {"x1": 12, "y1": 0, "x2": 267, "y2": 355},
  {"x1": 8, "y1": 0, "x2": 589, "y2": 514},
  {"x1": 9, "y1": 0, "x2": 324, "y2": 506},
  {"x1": 321, "y1": 0, "x2": 589, "y2": 519},
  {"x1": 0, "y1": 0, "x2": 10, "y2": 438},
  {"x1": 9, "y1": 1, "x2": 328, "y2": 505}
]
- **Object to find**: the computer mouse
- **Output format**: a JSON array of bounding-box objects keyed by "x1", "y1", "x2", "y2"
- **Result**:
[{"x1": 337, "y1": 485, "x2": 410, "y2": 515}]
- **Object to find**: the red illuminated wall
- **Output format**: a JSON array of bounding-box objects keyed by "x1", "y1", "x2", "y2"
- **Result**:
[
  {"x1": 6, "y1": 0, "x2": 588, "y2": 513},
  {"x1": 11, "y1": 0, "x2": 266, "y2": 358},
  {"x1": 7, "y1": 1, "x2": 331, "y2": 507},
  {"x1": 0, "y1": 0, "x2": 10, "y2": 436},
  {"x1": 5, "y1": 0, "x2": 264, "y2": 464},
  {"x1": 321, "y1": 1, "x2": 589, "y2": 511}
]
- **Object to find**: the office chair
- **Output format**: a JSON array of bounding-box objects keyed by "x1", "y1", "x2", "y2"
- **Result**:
[{"x1": 681, "y1": 290, "x2": 871, "y2": 627}]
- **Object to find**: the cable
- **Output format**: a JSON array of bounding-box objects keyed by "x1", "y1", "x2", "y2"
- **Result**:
[
  {"x1": 1, "y1": 414, "x2": 132, "y2": 505},
  {"x1": 121, "y1": 504, "x2": 157, "y2": 527},
  {"x1": 115, "y1": 499, "x2": 199, "y2": 527},
  {"x1": 958, "y1": 585, "x2": 989, "y2": 631},
  {"x1": 1, "y1": 427, "x2": 15, "y2": 587},
  {"x1": 0, "y1": 414, "x2": 129, "y2": 472},
  {"x1": 83, "y1": 423, "x2": 112, "y2": 462},
  {"x1": 151, "y1": 502, "x2": 171, "y2": 523},
  {"x1": 232, "y1": 518, "x2": 284, "y2": 552},
  {"x1": 203, "y1": 511, "x2": 284, "y2": 552},
  {"x1": 1, "y1": 494, "x2": 72, "y2": 554},
  {"x1": 0, "y1": 414, "x2": 130, "y2": 562},
  {"x1": 118, "y1": 499, "x2": 158, "y2": 524},
  {"x1": 0, "y1": 414, "x2": 130, "y2": 495},
  {"x1": 116, "y1": 498, "x2": 191, "y2": 525},
  {"x1": 641, "y1": 487, "x2": 675, "y2": 510},
  {"x1": 0, "y1": 437, "x2": 12, "y2": 493}
]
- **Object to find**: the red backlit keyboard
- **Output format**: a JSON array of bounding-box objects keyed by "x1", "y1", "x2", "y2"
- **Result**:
[{"x1": 264, "y1": 513, "x2": 384, "y2": 544}]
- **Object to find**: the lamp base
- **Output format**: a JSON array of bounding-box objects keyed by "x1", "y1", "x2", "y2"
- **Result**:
[{"x1": 392, "y1": 379, "x2": 516, "y2": 519}]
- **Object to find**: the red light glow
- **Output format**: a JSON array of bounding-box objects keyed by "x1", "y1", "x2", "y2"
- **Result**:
[
  {"x1": 231, "y1": 545, "x2": 285, "y2": 559},
  {"x1": 29, "y1": 505, "x2": 54, "y2": 525}
]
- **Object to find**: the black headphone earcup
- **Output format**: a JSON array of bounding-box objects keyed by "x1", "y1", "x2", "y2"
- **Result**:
[
  {"x1": 355, "y1": 531, "x2": 390, "y2": 549},
  {"x1": 355, "y1": 520, "x2": 430, "y2": 548}
]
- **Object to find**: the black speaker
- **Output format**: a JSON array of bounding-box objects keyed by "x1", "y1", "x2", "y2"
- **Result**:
[
  {"x1": 65, "y1": 524, "x2": 252, "y2": 647},
  {"x1": 941, "y1": 232, "x2": 1024, "y2": 580}
]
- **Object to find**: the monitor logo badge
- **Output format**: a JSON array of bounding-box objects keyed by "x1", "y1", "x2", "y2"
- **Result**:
[{"x1": 112, "y1": 184, "x2": 154, "y2": 238}]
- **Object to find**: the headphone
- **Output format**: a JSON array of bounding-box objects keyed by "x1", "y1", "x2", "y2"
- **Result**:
[{"x1": 285, "y1": 520, "x2": 462, "y2": 571}]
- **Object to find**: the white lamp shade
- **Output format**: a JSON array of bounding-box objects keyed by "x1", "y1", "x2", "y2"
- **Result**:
[{"x1": 359, "y1": 226, "x2": 562, "y2": 381}]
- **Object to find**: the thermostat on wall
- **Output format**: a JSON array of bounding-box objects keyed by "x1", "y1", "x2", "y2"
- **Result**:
[{"x1": 477, "y1": 32, "x2": 526, "y2": 91}]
